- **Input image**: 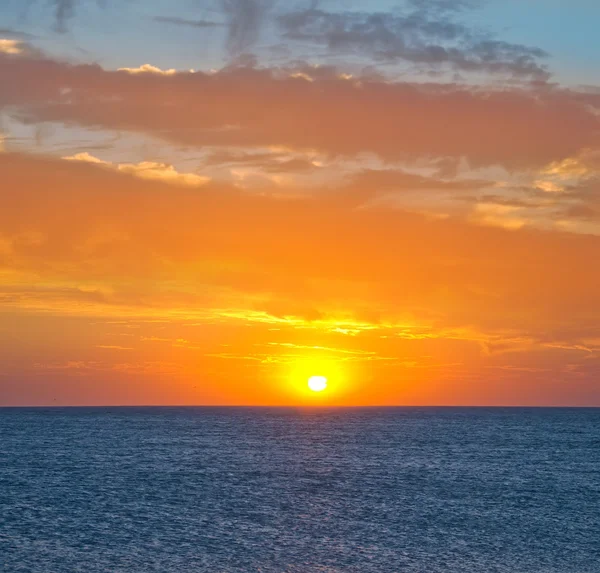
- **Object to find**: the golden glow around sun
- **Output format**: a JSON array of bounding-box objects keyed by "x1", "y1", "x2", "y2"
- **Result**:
[
  {"x1": 283, "y1": 358, "x2": 347, "y2": 401},
  {"x1": 308, "y1": 375, "x2": 328, "y2": 392}
]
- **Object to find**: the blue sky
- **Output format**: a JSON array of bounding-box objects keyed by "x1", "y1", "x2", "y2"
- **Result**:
[{"x1": 1, "y1": 0, "x2": 599, "y2": 85}]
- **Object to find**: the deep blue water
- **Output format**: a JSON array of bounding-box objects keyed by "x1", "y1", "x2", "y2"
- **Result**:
[{"x1": 1, "y1": 407, "x2": 599, "y2": 572}]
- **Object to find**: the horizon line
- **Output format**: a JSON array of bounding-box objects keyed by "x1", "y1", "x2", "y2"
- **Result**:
[{"x1": 1, "y1": 404, "x2": 599, "y2": 409}]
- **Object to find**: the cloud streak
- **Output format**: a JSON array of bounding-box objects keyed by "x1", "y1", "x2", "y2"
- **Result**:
[{"x1": 153, "y1": 16, "x2": 224, "y2": 29}]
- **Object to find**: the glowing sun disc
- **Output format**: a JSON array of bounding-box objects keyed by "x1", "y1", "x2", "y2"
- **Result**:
[{"x1": 308, "y1": 376, "x2": 327, "y2": 392}]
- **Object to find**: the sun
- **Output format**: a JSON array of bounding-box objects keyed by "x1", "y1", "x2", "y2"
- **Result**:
[
  {"x1": 308, "y1": 375, "x2": 328, "y2": 392},
  {"x1": 286, "y1": 360, "x2": 342, "y2": 399}
]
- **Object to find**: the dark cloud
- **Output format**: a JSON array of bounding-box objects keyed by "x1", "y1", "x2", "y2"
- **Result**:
[
  {"x1": 565, "y1": 204, "x2": 600, "y2": 221},
  {"x1": 0, "y1": 28, "x2": 36, "y2": 39},
  {"x1": 19, "y1": 0, "x2": 269, "y2": 56},
  {"x1": 407, "y1": 0, "x2": 480, "y2": 15},
  {"x1": 560, "y1": 178, "x2": 600, "y2": 221},
  {"x1": 279, "y1": 3, "x2": 549, "y2": 80},
  {"x1": 154, "y1": 16, "x2": 224, "y2": 28},
  {"x1": 53, "y1": 0, "x2": 76, "y2": 33},
  {"x1": 20, "y1": 0, "x2": 105, "y2": 34},
  {"x1": 220, "y1": 0, "x2": 273, "y2": 56}
]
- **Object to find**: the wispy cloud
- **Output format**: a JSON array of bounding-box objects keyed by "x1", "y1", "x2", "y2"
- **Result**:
[
  {"x1": 279, "y1": 3, "x2": 549, "y2": 79},
  {"x1": 221, "y1": 0, "x2": 273, "y2": 56},
  {"x1": 63, "y1": 152, "x2": 210, "y2": 186},
  {"x1": 153, "y1": 16, "x2": 225, "y2": 29}
]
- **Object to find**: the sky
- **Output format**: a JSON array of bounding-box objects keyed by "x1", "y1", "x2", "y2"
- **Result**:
[{"x1": 1, "y1": 0, "x2": 600, "y2": 406}]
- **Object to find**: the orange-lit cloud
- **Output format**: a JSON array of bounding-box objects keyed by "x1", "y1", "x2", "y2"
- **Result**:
[
  {"x1": 64, "y1": 152, "x2": 210, "y2": 186},
  {"x1": 1, "y1": 52, "x2": 599, "y2": 169},
  {"x1": 118, "y1": 64, "x2": 179, "y2": 75},
  {"x1": 0, "y1": 38, "x2": 23, "y2": 55},
  {"x1": 1, "y1": 150, "x2": 600, "y2": 406}
]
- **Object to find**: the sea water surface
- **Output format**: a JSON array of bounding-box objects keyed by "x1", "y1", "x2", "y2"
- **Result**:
[{"x1": 1, "y1": 407, "x2": 599, "y2": 572}]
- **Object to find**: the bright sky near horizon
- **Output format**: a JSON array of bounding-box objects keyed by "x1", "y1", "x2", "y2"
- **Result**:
[{"x1": 1, "y1": 0, "x2": 600, "y2": 406}]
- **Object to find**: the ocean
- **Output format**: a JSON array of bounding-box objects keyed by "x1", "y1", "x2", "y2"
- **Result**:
[{"x1": 1, "y1": 407, "x2": 599, "y2": 572}]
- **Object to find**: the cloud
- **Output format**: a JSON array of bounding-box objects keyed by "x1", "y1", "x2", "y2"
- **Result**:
[
  {"x1": 116, "y1": 161, "x2": 209, "y2": 186},
  {"x1": 266, "y1": 341, "x2": 376, "y2": 356},
  {"x1": 0, "y1": 37, "x2": 44, "y2": 59},
  {"x1": 278, "y1": 4, "x2": 549, "y2": 80},
  {"x1": 203, "y1": 148, "x2": 322, "y2": 173},
  {"x1": 221, "y1": 0, "x2": 273, "y2": 56},
  {"x1": 0, "y1": 39, "x2": 24, "y2": 55},
  {"x1": 64, "y1": 151, "x2": 106, "y2": 164},
  {"x1": 407, "y1": 0, "x2": 479, "y2": 14},
  {"x1": 45, "y1": 0, "x2": 104, "y2": 33},
  {"x1": 344, "y1": 168, "x2": 486, "y2": 194},
  {"x1": 63, "y1": 152, "x2": 210, "y2": 186},
  {"x1": 2, "y1": 151, "x2": 600, "y2": 342},
  {"x1": 525, "y1": 150, "x2": 600, "y2": 226},
  {"x1": 1, "y1": 53, "x2": 596, "y2": 170},
  {"x1": 50, "y1": 0, "x2": 76, "y2": 33},
  {"x1": 153, "y1": 16, "x2": 225, "y2": 29},
  {"x1": 470, "y1": 202, "x2": 527, "y2": 230},
  {"x1": 117, "y1": 64, "x2": 179, "y2": 75},
  {"x1": 0, "y1": 29, "x2": 35, "y2": 39}
]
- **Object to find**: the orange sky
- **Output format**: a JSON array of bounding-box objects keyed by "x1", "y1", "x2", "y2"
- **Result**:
[{"x1": 2, "y1": 6, "x2": 600, "y2": 406}]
